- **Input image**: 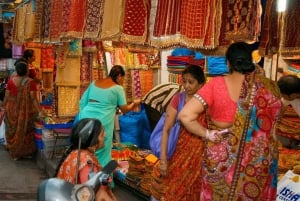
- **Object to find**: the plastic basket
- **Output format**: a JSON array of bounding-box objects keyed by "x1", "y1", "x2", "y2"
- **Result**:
[{"x1": 42, "y1": 135, "x2": 70, "y2": 159}]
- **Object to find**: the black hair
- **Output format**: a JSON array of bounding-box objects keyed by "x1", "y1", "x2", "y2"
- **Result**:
[
  {"x1": 54, "y1": 118, "x2": 103, "y2": 177},
  {"x1": 14, "y1": 49, "x2": 35, "y2": 66},
  {"x1": 23, "y1": 49, "x2": 34, "y2": 60},
  {"x1": 182, "y1": 64, "x2": 206, "y2": 84},
  {"x1": 15, "y1": 62, "x2": 28, "y2": 76},
  {"x1": 109, "y1": 65, "x2": 125, "y2": 83},
  {"x1": 225, "y1": 42, "x2": 255, "y2": 74},
  {"x1": 70, "y1": 118, "x2": 102, "y2": 149},
  {"x1": 277, "y1": 75, "x2": 300, "y2": 96}
]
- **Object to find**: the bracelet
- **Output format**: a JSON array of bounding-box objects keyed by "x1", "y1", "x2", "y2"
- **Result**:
[{"x1": 205, "y1": 129, "x2": 210, "y2": 139}]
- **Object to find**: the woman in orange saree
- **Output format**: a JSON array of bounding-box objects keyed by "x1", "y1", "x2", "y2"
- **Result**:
[{"x1": 150, "y1": 64, "x2": 206, "y2": 201}]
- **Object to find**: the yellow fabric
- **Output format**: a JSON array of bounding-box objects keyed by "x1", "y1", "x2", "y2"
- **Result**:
[
  {"x1": 57, "y1": 86, "x2": 80, "y2": 117},
  {"x1": 24, "y1": 3, "x2": 35, "y2": 41},
  {"x1": 55, "y1": 57, "x2": 81, "y2": 86},
  {"x1": 100, "y1": 0, "x2": 124, "y2": 40}
]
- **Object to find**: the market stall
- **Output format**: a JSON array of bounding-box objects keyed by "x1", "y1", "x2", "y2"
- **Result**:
[{"x1": 1, "y1": 0, "x2": 300, "y2": 200}]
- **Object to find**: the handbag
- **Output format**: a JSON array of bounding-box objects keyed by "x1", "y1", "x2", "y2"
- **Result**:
[{"x1": 149, "y1": 92, "x2": 185, "y2": 159}]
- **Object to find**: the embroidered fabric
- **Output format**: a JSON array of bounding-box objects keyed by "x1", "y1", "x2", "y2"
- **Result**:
[{"x1": 194, "y1": 93, "x2": 208, "y2": 109}]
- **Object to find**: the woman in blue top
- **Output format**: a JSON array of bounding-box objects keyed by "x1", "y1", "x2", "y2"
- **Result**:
[{"x1": 78, "y1": 65, "x2": 140, "y2": 172}]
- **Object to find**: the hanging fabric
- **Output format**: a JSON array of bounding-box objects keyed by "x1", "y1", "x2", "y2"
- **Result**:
[
  {"x1": 83, "y1": 0, "x2": 105, "y2": 39},
  {"x1": 121, "y1": 0, "x2": 151, "y2": 44},
  {"x1": 49, "y1": 0, "x2": 63, "y2": 43}
]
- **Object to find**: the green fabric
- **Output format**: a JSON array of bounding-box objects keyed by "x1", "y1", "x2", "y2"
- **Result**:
[{"x1": 78, "y1": 81, "x2": 126, "y2": 168}]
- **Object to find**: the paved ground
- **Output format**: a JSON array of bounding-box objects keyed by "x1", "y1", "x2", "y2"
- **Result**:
[{"x1": 0, "y1": 145, "x2": 148, "y2": 201}]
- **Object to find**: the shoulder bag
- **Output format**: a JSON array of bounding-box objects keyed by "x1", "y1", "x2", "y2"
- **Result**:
[{"x1": 149, "y1": 92, "x2": 185, "y2": 159}]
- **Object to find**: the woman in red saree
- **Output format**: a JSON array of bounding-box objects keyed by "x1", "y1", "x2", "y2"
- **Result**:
[
  {"x1": 151, "y1": 64, "x2": 206, "y2": 201},
  {"x1": 3, "y1": 62, "x2": 42, "y2": 160},
  {"x1": 179, "y1": 42, "x2": 283, "y2": 200}
]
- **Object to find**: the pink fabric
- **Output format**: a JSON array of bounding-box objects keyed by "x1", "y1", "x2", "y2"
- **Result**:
[
  {"x1": 12, "y1": 44, "x2": 24, "y2": 59},
  {"x1": 198, "y1": 76, "x2": 236, "y2": 122},
  {"x1": 169, "y1": 93, "x2": 181, "y2": 110}
]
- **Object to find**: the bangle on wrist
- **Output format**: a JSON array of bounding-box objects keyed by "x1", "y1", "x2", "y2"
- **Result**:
[{"x1": 205, "y1": 129, "x2": 209, "y2": 139}]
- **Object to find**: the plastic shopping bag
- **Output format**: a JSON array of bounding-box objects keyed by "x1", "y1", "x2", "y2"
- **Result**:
[
  {"x1": 277, "y1": 170, "x2": 300, "y2": 201},
  {"x1": 0, "y1": 111, "x2": 6, "y2": 145}
]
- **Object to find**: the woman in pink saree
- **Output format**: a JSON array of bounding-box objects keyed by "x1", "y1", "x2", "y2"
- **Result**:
[{"x1": 179, "y1": 42, "x2": 283, "y2": 200}]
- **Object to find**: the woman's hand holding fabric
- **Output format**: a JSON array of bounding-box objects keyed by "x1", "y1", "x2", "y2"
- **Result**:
[{"x1": 206, "y1": 129, "x2": 230, "y2": 142}]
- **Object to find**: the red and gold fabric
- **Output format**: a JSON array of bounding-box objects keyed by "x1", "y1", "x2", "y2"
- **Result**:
[
  {"x1": 49, "y1": 0, "x2": 63, "y2": 43},
  {"x1": 83, "y1": 0, "x2": 105, "y2": 39},
  {"x1": 180, "y1": 0, "x2": 221, "y2": 48},
  {"x1": 258, "y1": 0, "x2": 279, "y2": 57},
  {"x1": 280, "y1": 0, "x2": 300, "y2": 58},
  {"x1": 60, "y1": 0, "x2": 87, "y2": 39},
  {"x1": 151, "y1": 116, "x2": 206, "y2": 201},
  {"x1": 150, "y1": 0, "x2": 181, "y2": 48},
  {"x1": 200, "y1": 72, "x2": 282, "y2": 200},
  {"x1": 224, "y1": 0, "x2": 261, "y2": 42},
  {"x1": 121, "y1": 0, "x2": 151, "y2": 44}
]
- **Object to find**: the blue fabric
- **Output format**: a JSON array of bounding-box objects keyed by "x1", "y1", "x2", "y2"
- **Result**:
[
  {"x1": 171, "y1": 48, "x2": 195, "y2": 56},
  {"x1": 149, "y1": 92, "x2": 186, "y2": 159},
  {"x1": 194, "y1": 52, "x2": 205, "y2": 60},
  {"x1": 207, "y1": 56, "x2": 229, "y2": 75}
]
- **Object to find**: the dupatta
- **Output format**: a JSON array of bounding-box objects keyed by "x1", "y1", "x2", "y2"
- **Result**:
[{"x1": 202, "y1": 71, "x2": 282, "y2": 200}]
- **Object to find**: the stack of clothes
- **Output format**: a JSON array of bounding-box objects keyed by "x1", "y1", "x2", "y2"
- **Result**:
[
  {"x1": 276, "y1": 105, "x2": 300, "y2": 145},
  {"x1": 126, "y1": 153, "x2": 146, "y2": 190},
  {"x1": 140, "y1": 154, "x2": 158, "y2": 196},
  {"x1": 167, "y1": 56, "x2": 205, "y2": 74},
  {"x1": 278, "y1": 146, "x2": 300, "y2": 178},
  {"x1": 167, "y1": 55, "x2": 205, "y2": 84}
]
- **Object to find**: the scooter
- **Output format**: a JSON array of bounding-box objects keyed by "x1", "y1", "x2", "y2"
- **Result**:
[{"x1": 37, "y1": 160, "x2": 118, "y2": 201}]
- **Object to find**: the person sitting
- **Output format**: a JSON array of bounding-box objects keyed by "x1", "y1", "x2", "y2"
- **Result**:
[
  {"x1": 55, "y1": 118, "x2": 117, "y2": 201},
  {"x1": 277, "y1": 74, "x2": 300, "y2": 117}
]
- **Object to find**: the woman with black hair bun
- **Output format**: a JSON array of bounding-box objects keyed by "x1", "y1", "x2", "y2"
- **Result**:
[
  {"x1": 179, "y1": 42, "x2": 283, "y2": 200},
  {"x1": 56, "y1": 118, "x2": 117, "y2": 201}
]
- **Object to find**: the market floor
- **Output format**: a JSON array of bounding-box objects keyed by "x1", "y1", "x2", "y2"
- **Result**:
[{"x1": 0, "y1": 145, "x2": 148, "y2": 201}]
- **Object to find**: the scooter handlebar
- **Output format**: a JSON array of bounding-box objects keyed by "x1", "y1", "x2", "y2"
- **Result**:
[{"x1": 84, "y1": 160, "x2": 118, "y2": 188}]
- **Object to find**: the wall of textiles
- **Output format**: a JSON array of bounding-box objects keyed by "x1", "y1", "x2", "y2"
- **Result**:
[
  {"x1": 11, "y1": 0, "x2": 264, "y2": 51},
  {"x1": 104, "y1": 42, "x2": 160, "y2": 102}
]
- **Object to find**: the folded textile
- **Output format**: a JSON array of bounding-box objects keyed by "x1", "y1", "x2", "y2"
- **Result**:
[{"x1": 207, "y1": 56, "x2": 228, "y2": 75}]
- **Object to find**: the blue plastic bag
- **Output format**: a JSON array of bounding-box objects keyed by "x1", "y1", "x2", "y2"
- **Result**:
[{"x1": 119, "y1": 105, "x2": 151, "y2": 148}]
